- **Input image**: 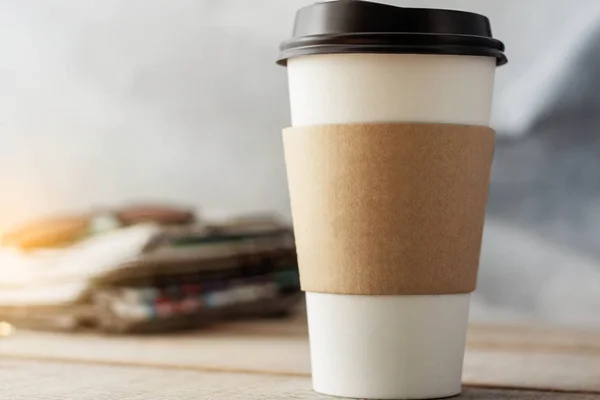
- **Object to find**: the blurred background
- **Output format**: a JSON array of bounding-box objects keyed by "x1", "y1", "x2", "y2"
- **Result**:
[{"x1": 0, "y1": 0, "x2": 599, "y2": 329}]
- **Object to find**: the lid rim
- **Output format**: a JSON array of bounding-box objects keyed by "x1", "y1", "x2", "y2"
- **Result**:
[
  {"x1": 281, "y1": 32, "x2": 505, "y2": 51},
  {"x1": 277, "y1": 46, "x2": 507, "y2": 67},
  {"x1": 277, "y1": 32, "x2": 507, "y2": 66}
]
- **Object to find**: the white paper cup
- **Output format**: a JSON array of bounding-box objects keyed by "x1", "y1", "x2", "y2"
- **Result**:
[
  {"x1": 279, "y1": 2, "x2": 505, "y2": 399},
  {"x1": 288, "y1": 53, "x2": 495, "y2": 400}
]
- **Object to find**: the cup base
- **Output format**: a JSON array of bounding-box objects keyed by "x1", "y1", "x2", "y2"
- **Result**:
[
  {"x1": 306, "y1": 292, "x2": 470, "y2": 400},
  {"x1": 312, "y1": 385, "x2": 461, "y2": 400}
]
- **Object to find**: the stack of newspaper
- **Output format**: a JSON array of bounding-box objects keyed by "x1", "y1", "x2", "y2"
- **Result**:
[{"x1": 0, "y1": 205, "x2": 300, "y2": 333}]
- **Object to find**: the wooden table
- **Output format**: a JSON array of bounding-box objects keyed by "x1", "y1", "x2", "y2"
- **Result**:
[{"x1": 1, "y1": 312, "x2": 600, "y2": 399}]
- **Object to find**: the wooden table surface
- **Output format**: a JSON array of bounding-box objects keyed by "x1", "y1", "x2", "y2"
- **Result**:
[{"x1": 1, "y1": 311, "x2": 600, "y2": 399}]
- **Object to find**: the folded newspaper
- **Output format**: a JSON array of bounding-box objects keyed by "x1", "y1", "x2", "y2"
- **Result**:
[{"x1": 0, "y1": 206, "x2": 300, "y2": 333}]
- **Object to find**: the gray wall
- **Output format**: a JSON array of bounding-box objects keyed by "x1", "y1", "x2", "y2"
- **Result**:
[{"x1": 2, "y1": 0, "x2": 597, "y2": 225}]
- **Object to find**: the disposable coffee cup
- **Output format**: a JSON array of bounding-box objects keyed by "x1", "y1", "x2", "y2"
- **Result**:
[{"x1": 277, "y1": 2, "x2": 507, "y2": 399}]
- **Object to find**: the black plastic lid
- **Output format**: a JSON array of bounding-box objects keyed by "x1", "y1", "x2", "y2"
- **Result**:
[{"x1": 277, "y1": 0, "x2": 507, "y2": 66}]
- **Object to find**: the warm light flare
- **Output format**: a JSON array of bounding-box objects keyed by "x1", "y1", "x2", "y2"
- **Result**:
[{"x1": 0, "y1": 321, "x2": 15, "y2": 337}]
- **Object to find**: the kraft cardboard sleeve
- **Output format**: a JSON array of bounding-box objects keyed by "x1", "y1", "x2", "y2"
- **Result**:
[{"x1": 283, "y1": 123, "x2": 495, "y2": 295}]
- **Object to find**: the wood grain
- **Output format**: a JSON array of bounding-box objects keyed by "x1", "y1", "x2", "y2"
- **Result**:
[
  {"x1": 2, "y1": 315, "x2": 600, "y2": 395},
  {"x1": 1, "y1": 359, "x2": 598, "y2": 400}
]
